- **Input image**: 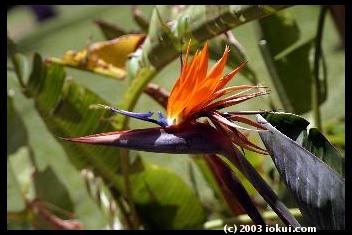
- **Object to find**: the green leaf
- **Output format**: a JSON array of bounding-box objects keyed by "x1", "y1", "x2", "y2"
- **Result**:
[
  {"x1": 7, "y1": 95, "x2": 28, "y2": 156},
  {"x1": 33, "y1": 166, "x2": 75, "y2": 218},
  {"x1": 261, "y1": 112, "x2": 309, "y2": 140},
  {"x1": 26, "y1": 53, "x2": 47, "y2": 98},
  {"x1": 303, "y1": 129, "x2": 345, "y2": 177},
  {"x1": 258, "y1": 11, "x2": 326, "y2": 114},
  {"x1": 7, "y1": 145, "x2": 36, "y2": 214},
  {"x1": 258, "y1": 114, "x2": 345, "y2": 229},
  {"x1": 259, "y1": 10, "x2": 300, "y2": 56},
  {"x1": 11, "y1": 54, "x2": 30, "y2": 85},
  {"x1": 25, "y1": 58, "x2": 205, "y2": 228},
  {"x1": 129, "y1": 163, "x2": 205, "y2": 229},
  {"x1": 192, "y1": 157, "x2": 233, "y2": 216},
  {"x1": 136, "y1": 5, "x2": 289, "y2": 71},
  {"x1": 27, "y1": 58, "x2": 121, "y2": 171},
  {"x1": 7, "y1": 162, "x2": 26, "y2": 212},
  {"x1": 7, "y1": 33, "x2": 17, "y2": 57},
  {"x1": 132, "y1": 6, "x2": 150, "y2": 33},
  {"x1": 95, "y1": 19, "x2": 128, "y2": 40},
  {"x1": 262, "y1": 112, "x2": 345, "y2": 177},
  {"x1": 323, "y1": 118, "x2": 345, "y2": 149}
]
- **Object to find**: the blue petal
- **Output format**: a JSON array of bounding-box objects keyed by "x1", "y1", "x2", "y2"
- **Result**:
[
  {"x1": 97, "y1": 104, "x2": 168, "y2": 127},
  {"x1": 108, "y1": 106, "x2": 154, "y2": 119},
  {"x1": 157, "y1": 112, "x2": 169, "y2": 127}
]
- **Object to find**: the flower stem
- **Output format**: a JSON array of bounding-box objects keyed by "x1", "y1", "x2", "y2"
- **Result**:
[
  {"x1": 120, "y1": 149, "x2": 140, "y2": 229},
  {"x1": 107, "y1": 185, "x2": 134, "y2": 229},
  {"x1": 312, "y1": 6, "x2": 328, "y2": 131},
  {"x1": 222, "y1": 145, "x2": 301, "y2": 227}
]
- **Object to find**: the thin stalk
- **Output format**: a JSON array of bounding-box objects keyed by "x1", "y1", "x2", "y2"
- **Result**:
[
  {"x1": 221, "y1": 145, "x2": 301, "y2": 227},
  {"x1": 107, "y1": 184, "x2": 135, "y2": 229},
  {"x1": 312, "y1": 6, "x2": 328, "y2": 131},
  {"x1": 204, "y1": 208, "x2": 302, "y2": 229},
  {"x1": 120, "y1": 149, "x2": 140, "y2": 229}
]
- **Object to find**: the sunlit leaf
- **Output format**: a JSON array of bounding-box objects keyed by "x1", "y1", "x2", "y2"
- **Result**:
[
  {"x1": 7, "y1": 162, "x2": 26, "y2": 212},
  {"x1": 7, "y1": 145, "x2": 35, "y2": 217},
  {"x1": 7, "y1": 95, "x2": 30, "y2": 214},
  {"x1": 48, "y1": 34, "x2": 146, "y2": 80}
]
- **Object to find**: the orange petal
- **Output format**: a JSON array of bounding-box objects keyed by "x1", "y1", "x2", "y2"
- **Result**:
[{"x1": 216, "y1": 61, "x2": 247, "y2": 91}]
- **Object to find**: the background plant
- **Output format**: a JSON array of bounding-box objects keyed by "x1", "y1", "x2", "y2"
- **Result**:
[{"x1": 7, "y1": 5, "x2": 345, "y2": 229}]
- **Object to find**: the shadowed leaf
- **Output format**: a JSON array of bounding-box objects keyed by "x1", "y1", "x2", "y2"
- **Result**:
[
  {"x1": 95, "y1": 19, "x2": 128, "y2": 40},
  {"x1": 262, "y1": 112, "x2": 344, "y2": 177},
  {"x1": 207, "y1": 155, "x2": 265, "y2": 225},
  {"x1": 258, "y1": 11, "x2": 327, "y2": 114},
  {"x1": 7, "y1": 95, "x2": 28, "y2": 156},
  {"x1": 257, "y1": 114, "x2": 345, "y2": 229},
  {"x1": 303, "y1": 128, "x2": 344, "y2": 177},
  {"x1": 34, "y1": 166, "x2": 75, "y2": 219}
]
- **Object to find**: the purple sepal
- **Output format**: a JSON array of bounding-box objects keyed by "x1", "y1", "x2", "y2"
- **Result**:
[{"x1": 60, "y1": 123, "x2": 228, "y2": 155}]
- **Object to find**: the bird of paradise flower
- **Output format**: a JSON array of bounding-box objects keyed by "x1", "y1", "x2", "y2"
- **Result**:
[{"x1": 64, "y1": 41, "x2": 270, "y2": 155}]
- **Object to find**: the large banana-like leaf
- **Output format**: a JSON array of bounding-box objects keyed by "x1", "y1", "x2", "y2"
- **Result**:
[
  {"x1": 127, "y1": 164, "x2": 205, "y2": 229},
  {"x1": 258, "y1": 10, "x2": 327, "y2": 114},
  {"x1": 24, "y1": 55, "x2": 205, "y2": 229},
  {"x1": 257, "y1": 114, "x2": 345, "y2": 229}
]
